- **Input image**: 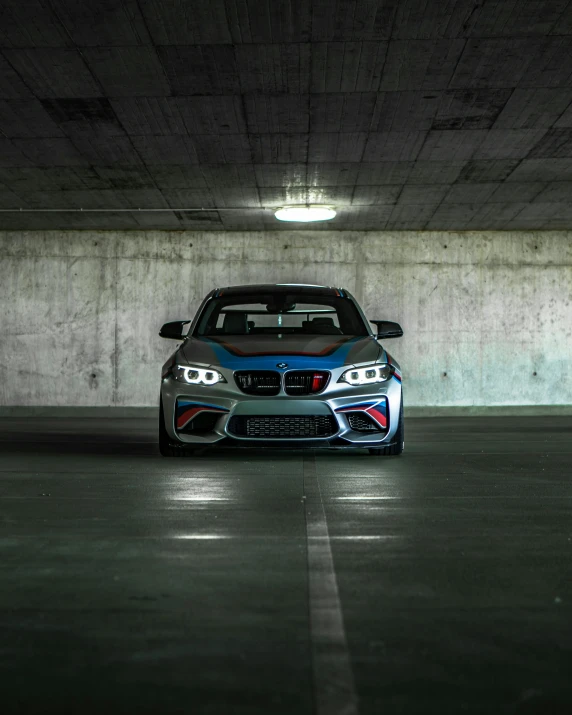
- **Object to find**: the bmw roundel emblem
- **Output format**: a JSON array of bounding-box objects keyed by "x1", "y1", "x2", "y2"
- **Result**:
[{"x1": 276, "y1": 362, "x2": 288, "y2": 369}]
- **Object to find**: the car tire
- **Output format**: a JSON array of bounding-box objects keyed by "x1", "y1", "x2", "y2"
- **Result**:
[
  {"x1": 369, "y1": 399, "x2": 404, "y2": 456},
  {"x1": 159, "y1": 399, "x2": 195, "y2": 457}
]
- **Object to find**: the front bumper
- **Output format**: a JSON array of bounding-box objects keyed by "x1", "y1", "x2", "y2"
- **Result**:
[{"x1": 160, "y1": 368, "x2": 403, "y2": 449}]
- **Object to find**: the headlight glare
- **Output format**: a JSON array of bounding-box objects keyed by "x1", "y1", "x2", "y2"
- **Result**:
[
  {"x1": 339, "y1": 363, "x2": 392, "y2": 386},
  {"x1": 173, "y1": 364, "x2": 226, "y2": 386}
]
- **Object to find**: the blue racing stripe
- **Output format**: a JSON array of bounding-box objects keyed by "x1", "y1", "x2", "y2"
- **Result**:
[
  {"x1": 336, "y1": 401, "x2": 379, "y2": 411},
  {"x1": 204, "y1": 337, "x2": 362, "y2": 370},
  {"x1": 176, "y1": 399, "x2": 229, "y2": 413}
]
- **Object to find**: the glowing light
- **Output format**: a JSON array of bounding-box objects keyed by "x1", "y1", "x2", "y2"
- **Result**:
[
  {"x1": 174, "y1": 365, "x2": 225, "y2": 385},
  {"x1": 274, "y1": 206, "x2": 336, "y2": 222}
]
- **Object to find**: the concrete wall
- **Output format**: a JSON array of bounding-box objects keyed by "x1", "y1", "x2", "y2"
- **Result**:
[{"x1": 1, "y1": 230, "x2": 571, "y2": 407}]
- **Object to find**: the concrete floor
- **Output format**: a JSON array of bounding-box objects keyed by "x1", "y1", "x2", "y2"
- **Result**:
[{"x1": 1, "y1": 416, "x2": 571, "y2": 715}]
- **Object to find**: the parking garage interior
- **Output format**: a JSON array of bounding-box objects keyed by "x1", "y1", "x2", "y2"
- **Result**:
[{"x1": 1, "y1": 2, "x2": 572, "y2": 713}]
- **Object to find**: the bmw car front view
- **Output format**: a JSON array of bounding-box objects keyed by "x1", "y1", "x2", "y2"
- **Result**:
[{"x1": 158, "y1": 284, "x2": 403, "y2": 457}]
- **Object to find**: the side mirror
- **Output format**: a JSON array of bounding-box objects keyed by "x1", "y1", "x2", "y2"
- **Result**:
[
  {"x1": 370, "y1": 320, "x2": 403, "y2": 339},
  {"x1": 159, "y1": 320, "x2": 190, "y2": 340}
]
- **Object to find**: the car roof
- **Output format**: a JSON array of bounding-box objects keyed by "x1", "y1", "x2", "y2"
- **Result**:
[{"x1": 213, "y1": 284, "x2": 347, "y2": 297}]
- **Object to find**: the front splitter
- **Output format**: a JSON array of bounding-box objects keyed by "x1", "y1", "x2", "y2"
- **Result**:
[{"x1": 203, "y1": 436, "x2": 397, "y2": 450}]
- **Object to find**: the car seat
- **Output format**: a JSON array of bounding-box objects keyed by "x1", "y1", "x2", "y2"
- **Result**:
[
  {"x1": 308, "y1": 317, "x2": 343, "y2": 335},
  {"x1": 222, "y1": 313, "x2": 248, "y2": 334}
]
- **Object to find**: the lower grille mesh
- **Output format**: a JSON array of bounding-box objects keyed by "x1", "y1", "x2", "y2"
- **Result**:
[
  {"x1": 347, "y1": 412, "x2": 382, "y2": 432},
  {"x1": 228, "y1": 415, "x2": 337, "y2": 439}
]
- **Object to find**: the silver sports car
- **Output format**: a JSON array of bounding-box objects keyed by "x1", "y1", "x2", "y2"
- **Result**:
[{"x1": 158, "y1": 284, "x2": 403, "y2": 456}]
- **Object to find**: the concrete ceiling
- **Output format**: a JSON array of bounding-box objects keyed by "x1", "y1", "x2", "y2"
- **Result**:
[{"x1": 1, "y1": 0, "x2": 572, "y2": 231}]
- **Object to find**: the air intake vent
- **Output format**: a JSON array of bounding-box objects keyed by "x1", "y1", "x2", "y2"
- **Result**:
[
  {"x1": 228, "y1": 415, "x2": 337, "y2": 438},
  {"x1": 347, "y1": 413, "x2": 382, "y2": 432},
  {"x1": 234, "y1": 371, "x2": 281, "y2": 395},
  {"x1": 284, "y1": 371, "x2": 330, "y2": 395},
  {"x1": 178, "y1": 411, "x2": 221, "y2": 435}
]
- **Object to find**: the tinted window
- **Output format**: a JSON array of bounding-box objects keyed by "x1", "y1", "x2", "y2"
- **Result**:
[{"x1": 195, "y1": 293, "x2": 368, "y2": 337}]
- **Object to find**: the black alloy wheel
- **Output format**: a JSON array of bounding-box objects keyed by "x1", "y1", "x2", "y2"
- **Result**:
[
  {"x1": 368, "y1": 400, "x2": 404, "y2": 456},
  {"x1": 159, "y1": 398, "x2": 195, "y2": 457}
]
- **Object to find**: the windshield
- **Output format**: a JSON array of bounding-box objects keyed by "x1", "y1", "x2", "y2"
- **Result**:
[{"x1": 194, "y1": 293, "x2": 369, "y2": 337}]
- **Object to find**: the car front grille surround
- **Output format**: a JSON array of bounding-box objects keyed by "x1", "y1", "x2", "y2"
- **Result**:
[
  {"x1": 284, "y1": 370, "x2": 329, "y2": 395},
  {"x1": 234, "y1": 370, "x2": 330, "y2": 396},
  {"x1": 234, "y1": 371, "x2": 281, "y2": 395},
  {"x1": 227, "y1": 415, "x2": 338, "y2": 439}
]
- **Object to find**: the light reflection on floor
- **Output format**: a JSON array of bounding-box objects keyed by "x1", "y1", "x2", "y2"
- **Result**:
[
  {"x1": 335, "y1": 496, "x2": 399, "y2": 500},
  {"x1": 171, "y1": 534, "x2": 232, "y2": 539},
  {"x1": 169, "y1": 497, "x2": 231, "y2": 502},
  {"x1": 164, "y1": 476, "x2": 239, "y2": 503},
  {"x1": 328, "y1": 535, "x2": 401, "y2": 540}
]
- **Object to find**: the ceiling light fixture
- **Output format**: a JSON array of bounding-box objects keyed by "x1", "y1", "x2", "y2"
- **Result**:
[{"x1": 274, "y1": 206, "x2": 337, "y2": 222}]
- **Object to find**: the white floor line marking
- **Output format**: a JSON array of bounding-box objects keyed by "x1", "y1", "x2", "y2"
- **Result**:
[{"x1": 303, "y1": 455, "x2": 359, "y2": 715}]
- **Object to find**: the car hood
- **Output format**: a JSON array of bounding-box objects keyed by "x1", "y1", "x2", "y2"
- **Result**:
[{"x1": 181, "y1": 334, "x2": 382, "y2": 370}]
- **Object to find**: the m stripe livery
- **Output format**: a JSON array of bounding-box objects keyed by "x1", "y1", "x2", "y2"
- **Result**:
[
  {"x1": 175, "y1": 400, "x2": 229, "y2": 430},
  {"x1": 335, "y1": 399, "x2": 388, "y2": 429}
]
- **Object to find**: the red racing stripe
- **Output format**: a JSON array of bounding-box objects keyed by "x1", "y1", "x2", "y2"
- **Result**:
[
  {"x1": 366, "y1": 408, "x2": 387, "y2": 428},
  {"x1": 176, "y1": 407, "x2": 204, "y2": 429}
]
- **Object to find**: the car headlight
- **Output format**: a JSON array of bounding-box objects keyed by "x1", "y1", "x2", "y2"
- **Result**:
[
  {"x1": 339, "y1": 363, "x2": 392, "y2": 386},
  {"x1": 173, "y1": 365, "x2": 226, "y2": 386}
]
